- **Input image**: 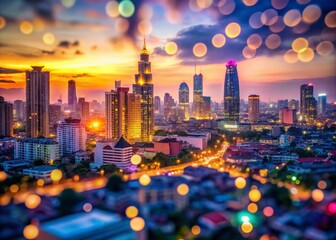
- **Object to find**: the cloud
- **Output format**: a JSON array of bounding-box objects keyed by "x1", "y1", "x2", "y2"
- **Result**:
[
  {"x1": 0, "y1": 80, "x2": 16, "y2": 83},
  {"x1": 0, "y1": 67, "x2": 24, "y2": 74},
  {"x1": 23, "y1": 0, "x2": 55, "y2": 22},
  {"x1": 74, "y1": 50, "x2": 84, "y2": 55},
  {"x1": 58, "y1": 40, "x2": 80, "y2": 48},
  {"x1": 72, "y1": 73, "x2": 92, "y2": 78}
]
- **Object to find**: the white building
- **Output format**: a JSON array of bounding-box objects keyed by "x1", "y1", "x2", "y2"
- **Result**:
[
  {"x1": 14, "y1": 138, "x2": 59, "y2": 162},
  {"x1": 279, "y1": 134, "x2": 290, "y2": 147},
  {"x1": 75, "y1": 150, "x2": 91, "y2": 164},
  {"x1": 154, "y1": 134, "x2": 208, "y2": 150},
  {"x1": 23, "y1": 165, "x2": 57, "y2": 180},
  {"x1": 94, "y1": 136, "x2": 133, "y2": 169},
  {"x1": 57, "y1": 118, "x2": 86, "y2": 156}
]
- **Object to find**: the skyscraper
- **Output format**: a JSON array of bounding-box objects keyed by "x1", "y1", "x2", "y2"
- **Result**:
[
  {"x1": 300, "y1": 84, "x2": 317, "y2": 123},
  {"x1": 133, "y1": 39, "x2": 154, "y2": 142},
  {"x1": 68, "y1": 80, "x2": 77, "y2": 112},
  {"x1": 178, "y1": 82, "x2": 190, "y2": 121},
  {"x1": 0, "y1": 96, "x2": 13, "y2": 137},
  {"x1": 223, "y1": 60, "x2": 240, "y2": 123},
  {"x1": 154, "y1": 96, "x2": 161, "y2": 114},
  {"x1": 288, "y1": 99, "x2": 299, "y2": 110},
  {"x1": 49, "y1": 104, "x2": 61, "y2": 127},
  {"x1": 26, "y1": 66, "x2": 50, "y2": 137},
  {"x1": 164, "y1": 93, "x2": 176, "y2": 122},
  {"x1": 248, "y1": 94, "x2": 260, "y2": 123},
  {"x1": 193, "y1": 72, "x2": 203, "y2": 119},
  {"x1": 318, "y1": 93, "x2": 327, "y2": 115},
  {"x1": 77, "y1": 97, "x2": 90, "y2": 120},
  {"x1": 127, "y1": 93, "x2": 141, "y2": 143},
  {"x1": 202, "y1": 96, "x2": 211, "y2": 119}
]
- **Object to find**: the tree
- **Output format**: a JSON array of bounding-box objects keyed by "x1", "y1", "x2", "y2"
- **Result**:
[
  {"x1": 264, "y1": 185, "x2": 292, "y2": 208},
  {"x1": 106, "y1": 174, "x2": 124, "y2": 192},
  {"x1": 58, "y1": 188, "x2": 84, "y2": 215},
  {"x1": 99, "y1": 164, "x2": 118, "y2": 174},
  {"x1": 33, "y1": 159, "x2": 46, "y2": 166},
  {"x1": 154, "y1": 129, "x2": 167, "y2": 136}
]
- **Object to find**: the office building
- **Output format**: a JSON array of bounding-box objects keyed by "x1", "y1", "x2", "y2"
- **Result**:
[
  {"x1": 202, "y1": 96, "x2": 211, "y2": 119},
  {"x1": 127, "y1": 93, "x2": 141, "y2": 143},
  {"x1": 13, "y1": 100, "x2": 25, "y2": 120},
  {"x1": 248, "y1": 94, "x2": 260, "y2": 123},
  {"x1": 14, "y1": 138, "x2": 59, "y2": 162},
  {"x1": 133, "y1": 39, "x2": 154, "y2": 142},
  {"x1": 193, "y1": 72, "x2": 203, "y2": 119},
  {"x1": 278, "y1": 99, "x2": 288, "y2": 109},
  {"x1": 178, "y1": 82, "x2": 190, "y2": 121},
  {"x1": 0, "y1": 96, "x2": 13, "y2": 137},
  {"x1": 318, "y1": 93, "x2": 327, "y2": 115},
  {"x1": 77, "y1": 97, "x2": 90, "y2": 120},
  {"x1": 300, "y1": 84, "x2": 317, "y2": 123},
  {"x1": 68, "y1": 80, "x2": 77, "y2": 112},
  {"x1": 154, "y1": 96, "x2": 161, "y2": 114},
  {"x1": 223, "y1": 60, "x2": 240, "y2": 123},
  {"x1": 288, "y1": 99, "x2": 299, "y2": 110},
  {"x1": 26, "y1": 66, "x2": 50, "y2": 137},
  {"x1": 94, "y1": 136, "x2": 133, "y2": 169},
  {"x1": 57, "y1": 118, "x2": 86, "y2": 156},
  {"x1": 164, "y1": 93, "x2": 176, "y2": 121},
  {"x1": 280, "y1": 107, "x2": 296, "y2": 125}
]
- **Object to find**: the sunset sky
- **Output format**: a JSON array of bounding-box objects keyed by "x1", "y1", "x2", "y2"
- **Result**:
[{"x1": 0, "y1": 0, "x2": 335, "y2": 103}]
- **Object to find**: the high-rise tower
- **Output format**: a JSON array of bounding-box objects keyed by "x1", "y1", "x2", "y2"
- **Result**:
[
  {"x1": 223, "y1": 60, "x2": 240, "y2": 123},
  {"x1": 133, "y1": 39, "x2": 154, "y2": 142},
  {"x1": 68, "y1": 80, "x2": 77, "y2": 112},
  {"x1": 179, "y1": 82, "x2": 190, "y2": 121},
  {"x1": 193, "y1": 71, "x2": 203, "y2": 119},
  {"x1": 0, "y1": 96, "x2": 13, "y2": 137},
  {"x1": 26, "y1": 66, "x2": 50, "y2": 137},
  {"x1": 300, "y1": 84, "x2": 317, "y2": 123},
  {"x1": 248, "y1": 94, "x2": 260, "y2": 123}
]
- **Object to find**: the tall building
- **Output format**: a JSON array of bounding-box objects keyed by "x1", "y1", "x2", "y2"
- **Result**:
[
  {"x1": 57, "y1": 118, "x2": 86, "y2": 156},
  {"x1": 49, "y1": 104, "x2": 61, "y2": 127},
  {"x1": 77, "y1": 97, "x2": 90, "y2": 120},
  {"x1": 133, "y1": 39, "x2": 154, "y2": 142},
  {"x1": 13, "y1": 100, "x2": 25, "y2": 120},
  {"x1": 178, "y1": 82, "x2": 190, "y2": 121},
  {"x1": 318, "y1": 93, "x2": 327, "y2": 115},
  {"x1": 280, "y1": 107, "x2": 296, "y2": 125},
  {"x1": 202, "y1": 96, "x2": 211, "y2": 119},
  {"x1": 248, "y1": 94, "x2": 260, "y2": 123},
  {"x1": 26, "y1": 66, "x2": 50, "y2": 137},
  {"x1": 288, "y1": 99, "x2": 299, "y2": 110},
  {"x1": 154, "y1": 96, "x2": 161, "y2": 114},
  {"x1": 106, "y1": 83, "x2": 141, "y2": 143},
  {"x1": 278, "y1": 99, "x2": 288, "y2": 109},
  {"x1": 193, "y1": 73, "x2": 203, "y2": 119},
  {"x1": 300, "y1": 84, "x2": 317, "y2": 123},
  {"x1": 68, "y1": 80, "x2": 77, "y2": 112},
  {"x1": 0, "y1": 96, "x2": 13, "y2": 137},
  {"x1": 223, "y1": 60, "x2": 240, "y2": 123},
  {"x1": 164, "y1": 93, "x2": 176, "y2": 121},
  {"x1": 14, "y1": 138, "x2": 59, "y2": 162}
]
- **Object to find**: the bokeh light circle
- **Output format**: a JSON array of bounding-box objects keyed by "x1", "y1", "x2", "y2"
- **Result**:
[
  {"x1": 263, "y1": 206, "x2": 274, "y2": 217},
  {"x1": 138, "y1": 4, "x2": 153, "y2": 20},
  {"x1": 191, "y1": 225, "x2": 201, "y2": 235},
  {"x1": 130, "y1": 217, "x2": 145, "y2": 231},
  {"x1": 126, "y1": 206, "x2": 138, "y2": 218},
  {"x1": 261, "y1": 9, "x2": 278, "y2": 26},
  {"x1": 225, "y1": 22, "x2": 241, "y2": 38},
  {"x1": 317, "y1": 180, "x2": 327, "y2": 189},
  {"x1": 242, "y1": 0, "x2": 258, "y2": 7},
  {"x1": 325, "y1": 11, "x2": 336, "y2": 28},
  {"x1": 243, "y1": 46, "x2": 256, "y2": 59},
  {"x1": 118, "y1": 0, "x2": 135, "y2": 18},
  {"x1": 137, "y1": 20, "x2": 152, "y2": 35},
  {"x1": 165, "y1": 41, "x2": 178, "y2": 55},
  {"x1": 196, "y1": 0, "x2": 213, "y2": 9},
  {"x1": 302, "y1": 5, "x2": 321, "y2": 24},
  {"x1": 139, "y1": 174, "x2": 151, "y2": 186},
  {"x1": 298, "y1": 47, "x2": 314, "y2": 62},
  {"x1": 177, "y1": 183, "x2": 189, "y2": 196},
  {"x1": 0, "y1": 16, "x2": 6, "y2": 30},
  {"x1": 247, "y1": 203, "x2": 258, "y2": 213},
  {"x1": 265, "y1": 34, "x2": 281, "y2": 49},
  {"x1": 20, "y1": 21, "x2": 33, "y2": 35},
  {"x1": 0, "y1": 171, "x2": 7, "y2": 181},
  {"x1": 131, "y1": 154, "x2": 142, "y2": 165},
  {"x1": 271, "y1": 0, "x2": 289, "y2": 10},
  {"x1": 284, "y1": 9, "x2": 302, "y2": 27},
  {"x1": 284, "y1": 49, "x2": 299, "y2": 63},
  {"x1": 83, "y1": 203, "x2": 92, "y2": 212},
  {"x1": 249, "y1": 12, "x2": 263, "y2": 29},
  {"x1": 212, "y1": 34, "x2": 226, "y2": 48},
  {"x1": 115, "y1": 18, "x2": 129, "y2": 33},
  {"x1": 193, "y1": 43, "x2": 207, "y2": 57},
  {"x1": 316, "y1": 41, "x2": 334, "y2": 56},
  {"x1": 241, "y1": 222, "x2": 253, "y2": 233},
  {"x1": 25, "y1": 194, "x2": 41, "y2": 209},
  {"x1": 61, "y1": 0, "x2": 76, "y2": 8},
  {"x1": 312, "y1": 189, "x2": 324, "y2": 202},
  {"x1": 269, "y1": 16, "x2": 285, "y2": 33},
  {"x1": 249, "y1": 189, "x2": 261, "y2": 202},
  {"x1": 292, "y1": 37, "x2": 309, "y2": 53},
  {"x1": 50, "y1": 169, "x2": 62, "y2": 182},
  {"x1": 43, "y1": 32, "x2": 55, "y2": 45},
  {"x1": 247, "y1": 34, "x2": 262, "y2": 49},
  {"x1": 218, "y1": 0, "x2": 235, "y2": 15},
  {"x1": 297, "y1": 0, "x2": 312, "y2": 4},
  {"x1": 106, "y1": 1, "x2": 119, "y2": 18},
  {"x1": 234, "y1": 177, "x2": 246, "y2": 189},
  {"x1": 23, "y1": 225, "x2": 39, "y2": 239}
]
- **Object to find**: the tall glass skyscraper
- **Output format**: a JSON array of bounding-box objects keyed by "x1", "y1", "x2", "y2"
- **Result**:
[
  {"x1": 224, "y1": 60, "x2": 240, "y2": 123},
  {"x1": 179, "y1": 82, "x2": 189, "y2": 121},
  {"x1": 193, "y1": 73, "x2": 203, "y2": 119},
  {"x1": 300, "y1": 84, "x2": 317, "y2": 123},
  {"x1": 133, "y1": 39, "x2": 154, "y2": 142},
  {"x1": 68, "y1": 80, "x2": 77, "y2": 112}
]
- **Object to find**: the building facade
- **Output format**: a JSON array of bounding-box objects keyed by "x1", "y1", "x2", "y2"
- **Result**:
[
  {"x1": 14, "y1": 138, "x2": 59, "y2": 162},
  {"x1": 49, "y1": 104, "x2": 61, "y2": 127},
  {"x1": 300, "y1": 84, "x2": 317, "y2": 123},
  {"x1": 0, "y1": 96, "x2": 13, "y2": 137},
  {"x1": 248, "y1": 94, "x2": 260, "y2": 123},
  {"x1": 57, "y1": 118, "x2": 86, "y2": 156},
  {"x1": 133, "y1": 39, "x2": 154, "y2": 142},
  {"x1": 193, "y1": 73, "x2": 203, "y2": 119},
  {"x1": 13, "y1": 100, "x2": 25, "y2": 121},
  {"x1": 154, "y1": 96, "x2": 161, "y2": 114},
  {"x1": 223, "y1": 60, "x2": 240, "y2": 123},
  {"x1": 318, "y1": 93, "x2": 327, "y2": 115},
  {"x1": 26, "y1": 66, "x2": 50, "y2": 137}
]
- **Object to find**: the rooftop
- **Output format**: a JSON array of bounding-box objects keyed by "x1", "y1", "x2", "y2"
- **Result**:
[{"x1": 114, "y1": 136, "x2": 132, "y2": 149}]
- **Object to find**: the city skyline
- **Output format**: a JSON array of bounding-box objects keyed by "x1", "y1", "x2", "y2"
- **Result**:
[{"x1": 0, "y1": 0, "x2": 335, "y2": 102}]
